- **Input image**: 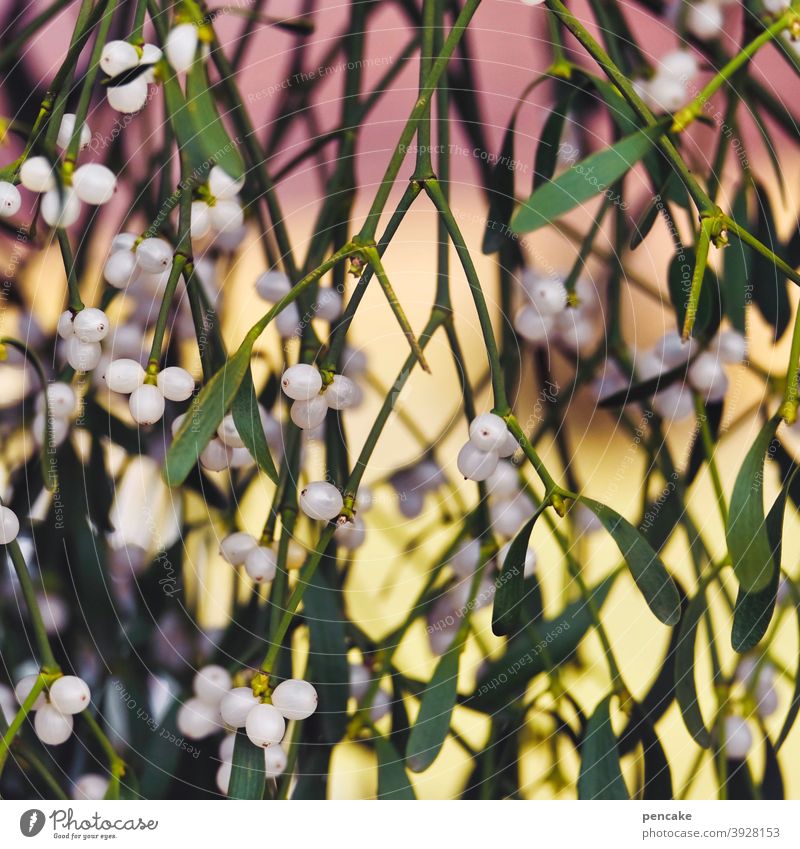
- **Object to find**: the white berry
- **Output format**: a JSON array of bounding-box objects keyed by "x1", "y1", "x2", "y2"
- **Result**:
[
  {"x1": 244, "y1": 546, "x2": 277, "y2": 583},
  {"x1": 104, "y1": 358, "x2": 145, "y2": 394},
  {"x1": 209, "y1": 200, "x2": 243, "y2": 234},
  {"x1": 56, "y1": 310, "x2": 74, "y2": 339},
  {"x1": 65, "y1": 336, "x2": 102, "y2": 372},
  {"x1": 216, "y1": 761, "x2": 232, "y2": 794},
  {"x1": 686, "y1": 1, "x2": 724, "y2": 39},
  {"x1": 39, "y1": 383, "x2": 78, "y2": 418},
  {"x1": 34, "y1": 704, "x2": 74, "y2": 745},
  {"x1": 176, "y1": 697, "x2": 221, "y2": 739},
  {"x1": 191, "y1": 201, "x2": 211, "y2": 239},
  {"x1": 334, "y1": 516, "x2": 366, "y2": 549},
  {"x1": 200, "y1": 438, "x2": 232, "y2": 471},
  {"x1": 73, "y1": 307, "x2": 109, "y2": 342},
  {"x1": 20, "y1": 157, "x2": 55, "y2": 192},
  {"x1": 299, "y1": 481, "x2": 343, "y2": 521},
  {"x1": 100, "y1": 40, "x2": 139, "y2": 76},
  {"x1": 325, "y1": 374, "x2": 358, "y2": 410},
  {"x1": 220, "y1": 687, "x2": 259, "y2": 728},
  {"x1": 103, "y1": 249, "x2": 138, "y2": 289},
  {"x1": 723, "y1": 716, "x2": 752, "y2": 759},
  {"x1": 689, "y1": 352, "x2": 728, "y2": 401},
  {"x1": 645, "y1": 73, "x2": 687, "y2": 113},
  {"x1": 263, "y1": 743, "x2": 288, "y2": 778},
  {"x1": 72, "y1": 164, "x2": 117, "y2": 205},
  {"x1": 658, "y1": 50, "x2": 698, "y2": 82},
  {"x1": 157, "y1": 366, "x2": 194, "y2": 401},
  {"x1": 486, "y1": 461, "x2": 519, "y2": 498},
  {"x1": 469, "y1": 413, "x2": 509, "y2": 451},
  {"x1": 72, "y1": 774, "x2": 109, "y2": 800},
  {"x1": 56, "y1": 114, "x2": 91, "y2": 151},
  {"x1": 209, "y1": 166, "x2": 244, "y2": 199},
  {"x1": 527, "y1": 277, "x2": 567, "y2": 316},
  {"x1": 49, "y1": 675, "x2": 91, "y2": 714},
  {"x1": 457, "y1": 442, "x2": 499, "y2": 481},
  {"x1": 271, "y1": 679, "x2": 318, "y2": 721},
  {"x1": 15, "y1": 674, "x2": 46, "y2": 709},
  {"x1": 139, "y1": 43, "x2": 162, "y2": 83},
  {"x1": 165, "y1": 23, "x2": 199, "y2": 74},
  {"x1": 220, "y1": 531, "x2": 257, "y2": 565},
  {"x1": 281, "y1": 364, "x2": 322, "y2": 400},
  {"x1": 291, "y1": 396, "x2": 328, "y2": 430},
  {"x1": 193, "y1": 665, "x2": 232, "y2": 706},
  {"x1": 315, "y1": 287, "x2": 342, "y2": 322},
  {"x1": 514, "y1": 305, "x2": 553, "y2": 344},
  {"x1": 714, "y1": 330, "x2": 747, "y2": 364},
  {"x1": 41, "y1": 187, "x2": 81, "y2": 228},
  {"x1": 245, "y1": 703, "x2": 285, "y2": 747},
  {"x1": 217, "y1": 414, "x2": 245, "y2": 448},
  {"x1": 129, "y1": 384, "x2": 165, "y2": 425},
  {"x1": 256, "y1": 270, "x2": 291, "y2": 302},
  {"x1": 135, "y1": 237, "x2": 172, "y2": 273},
  {"x1": 0, "y1": 182, "x2": 21, "y2": 217}
]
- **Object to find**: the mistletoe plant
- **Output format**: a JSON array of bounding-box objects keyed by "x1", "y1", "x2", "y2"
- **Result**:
[{"x1": 0, "y1": 0, "x2": 799, "y2": 802}]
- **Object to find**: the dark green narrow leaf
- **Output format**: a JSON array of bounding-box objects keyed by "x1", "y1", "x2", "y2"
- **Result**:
[
  {"x1": 731, "y1": 481, "x2": 789, "y2": 652},
  {"x1": 726, "y1": 415, "x2": 781, "y2": 594},
  {"x1": 675, "y1": 588, "x2": 712, "y2": 748},
  {"x1": 725, "y1": 758, "x2": 756, "y2": 800},
  {"x1": 578, "y1": 695, "x2": 629, "y2": 800},
  {"x1": 532, "y1": 87, "x2": 578, "y2": 190},
  {"x1": 376, "y1": 738, "x2": 416, "y2": 799},
  {"x1": 482, "y1": 123, "x2": 516, "y2": 254},
  {"x1": 776, "y1": 579, "x2": 800, "y2": 750},
  {"x1": 406, "y1": 643, "x2": 461, "y2": 772},
  {"x1": 761, "y1": 737, "x2": 784, "y2": 799},
  {"x1": 186, "y1": 60, "x2": 245, "y2": 181},
  {"x1": 639, "y1": 716, "x2": 673, "y2": 800},
  {"x1": 472, "y1": 572, "x2": 619, "y2": 713},
  {"x1": 231, "y1": 367, "x2": 279, "y2": 484},
  {"x1": 228, "y1": 729, "x2": 265, "y2": 799},
  {"x1": 162, "y1": 74, "x2": 209, "y2": 177},
  {"x1": 579, "y1": 497, "x2": 681, "y2": 625},
  {"x1": 492, "y1": 505, "x2": 545, "y2": 636},
  {"x1": 751, "y1": 184, "x2": 790, "y2": 340},
  {"x1": 667, "y1": 252, "x2": 721, "y2": 341},
  {"x1": 598, "y1": 359, "x2": 687, "y2": 409},
  {"x1": 511, "y1": 123, "x2": 666, "y2": 234},
  {"x1": 163, "y1": 342, "x2": 253, "y2": 486},
  {"x1": 685, "y1": 400, "x2": 724, "y2": 486}
]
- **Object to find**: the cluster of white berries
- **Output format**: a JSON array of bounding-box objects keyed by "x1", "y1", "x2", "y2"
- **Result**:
[
  {"x1": 456, "y1": 413, "x2": 517, "y2": 482},
  {"x1": 191, "y1": 404, "x2": 281, "y2": 473},
  {"x1": 103, "y1": 359, "x2": 194, "y2": 425},
  {"x1": 736, "y1": 657, "x2": 778, "y2": 719},
  {"x1": 334, "y1": 486, "x2": 373, "y2": 550},
  {"x1": 514, "y1": 271, "x2": 599, "y2": 352},
  {"x1": 11, "y1": 115, "x2": 118, "y2": 228},
  {"x1": 34, "y1": 382, "x2": 80, "y2": 448},
  {"x1": 57, "y1": 307, "x2": 109, "y2": 373},
  {"x1": 722, "y1": 715, "x2": 753, "y2": 760},
  {"x1": 15, "y1": 674, "x2": 91, "y2": 746},
  {"x1": 0, "y1": 504, "x2": 20, "y2": 544},
  {"x1": 633, "y1": 328, "x2": 746, "y2": 421},
  {"x1": 349, "y1": 663, "x2": 391, "y2": 723},
  {"x1": 103, "y1": 234, "x2": 173, "y2": 293},
  {"x1": 174, "y1": 665, "x2": 316, "y2": 793},
  {"x1": 191, "y1": 167, "x2": 246, "y2": 241},
  {"x1": 256, "y1": 270, "x2": 344, "y2": 340},
  {"x1": 100, "y1": 40, "x2": 161, "y2": 114},
  {"x1": 219, "y1": 531, "x2": 277, "y2": 584},
  {"x1": 281, "y1": 363, "x2": 359, "y2": 430},
  {"x1": 389, "y1": 461, "x2": 447, "y2": 519},
  {"x1": 638, "y1": 50, "x2": 699, "y2": 114}
]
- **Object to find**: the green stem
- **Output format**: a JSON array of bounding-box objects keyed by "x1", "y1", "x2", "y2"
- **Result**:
[
  {"x1": 0, "y1": 674, "x2": 50, "y2": 778},
  {"x1": 358, "y1": 0, "x2": 482, "y2": 240},
  {"x1": 723, "y1": 216, "x2": 800, "y2": 288},
  {"x1": 780, "y1": 301, "x2": 800, "y2": 424},
  {"x1": 672, "y1": 11, "x2": 795, "y2": 133},
  {"x1": 57, "y1": 230, "x2": 84, "y2": 312},
  {"x1": 694, "y1": 395, "x2": 729, "y2": 526},
  {"x1": 413, "y1": 0, "x2": 438, "y2": 179},
  {"x1": 682, "y1": 217, "x2": 713, "y2": 340}
]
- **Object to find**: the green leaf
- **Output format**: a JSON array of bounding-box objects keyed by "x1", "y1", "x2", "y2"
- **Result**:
[
  {"x1": 726, "y1": 415, "x2": 781, "y2": 594},
  {"x1": 762, "y1": 737, "x2": 784, "y2": 799},
  {"x1": 162, "y1": 74, "x2": 209, "y2": 177},
  {"x1": 472, "y1": 572, "x2": 619, "y2": 712},
  {"x1": 675, "y1": 587, "x2": 712, "y2": 748},
  {"x1": 482, "y1": 123, "x2": 516, "y2": 254},
  {"x1": 639, "y1": 714, "x2": 673, "y2": 800},
  {"x1": 731, "y1": 481, "x2": 788, "y2": 652},
  {"x1": 579, "y1": 498, "x2": 681, "y2": 626},
  {"x1": 578, "y1": 695, "x2": 629, "y2": 800},
  {"x1": 776, "y1": 578, "x2": 800, "y2": 750},
  {"x1": 491, "y1": 505, "x2": 545, "y2": 636},
  {"x1": 532, "y1": 87, "x2": 578, "y2": 190},
  {"x1": 376, "y1": 738, "x2": 416, "y2": 799},
  {"x1": 185, "y1": 60, "x2": 245, "y2": 181},
  {"x1": 406, "y1": 642, "x2": 461, "y2": 772},
  {"x1": 163, "y1": 341, "x2": 253, "y2": 486},
  {"x1": 667, "y1": 251, "x2": 721, "y2": 341},
  {"x1": 511, "y1": 123, "x2": 666, "y2": 233},
  {"x1": 751, "y1": 184, "x2": 790, "y2": 340},
  {"x1": 231, "y1": 367, "x2": 279, "y2": 484},
  {"x1": 228, "y1": 730, "x2": 265, "y2": 799}
]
